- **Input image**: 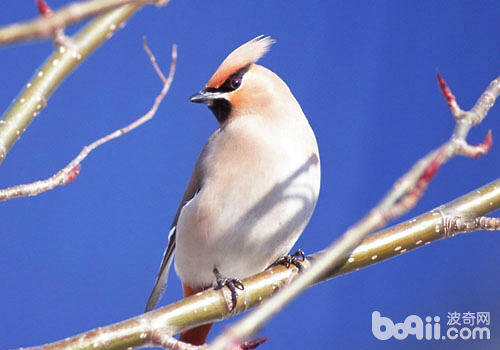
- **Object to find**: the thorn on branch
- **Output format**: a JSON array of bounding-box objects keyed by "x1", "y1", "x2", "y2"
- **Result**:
[
  {"x1": 436, "y1": 71, "x2": 453, "y2": 100},
  {"x1": 437, "y1": 71, "x2": 455, "y2": 105},
  {"x1": 437, "y1": 71, "x2": 461, "y2": 118},
  {"x1": 473, "y1": 130, "x2": 493, "y2": 157},
  {"x1": 36, "y1": 0, "x2": 52, "y2": 17},
  {"x1": 457, "y1": 130, "x2": 493, "y2": 158}
]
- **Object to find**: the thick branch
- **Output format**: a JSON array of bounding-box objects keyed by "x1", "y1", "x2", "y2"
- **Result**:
[
  {"x1": 0, "y1": 41, "x2": 177, "y2": 201},
  {"x1": 0, "y1": 0, "x2": 168, "y2": 46},
  {"x1": 22, "y1": 178, "x2": 500, "y2": 350},
  {"x1": 0, "y1": 4, "x2": 145, "y2": 166}
]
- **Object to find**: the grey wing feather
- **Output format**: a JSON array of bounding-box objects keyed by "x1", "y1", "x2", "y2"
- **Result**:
[
  {"x1": 145, "y1": 226, "x2": 176, "y2": 312},
  {"x1": 144, "y1": 131, "x2": 217, "y2": 312}
]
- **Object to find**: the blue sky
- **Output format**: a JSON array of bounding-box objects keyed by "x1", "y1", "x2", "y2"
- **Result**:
[{"x1": 1, "y1": 1, "x2": 499, "y2": 349}]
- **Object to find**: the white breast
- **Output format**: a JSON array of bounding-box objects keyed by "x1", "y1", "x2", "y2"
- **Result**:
[{"x1": 174, "y1": 114, "x2": 320, "y2": 288}]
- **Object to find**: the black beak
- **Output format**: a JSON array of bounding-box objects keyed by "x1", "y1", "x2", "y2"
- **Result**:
[{"x1": 189, "y1": 89, "x2": 224, "y2": 104}]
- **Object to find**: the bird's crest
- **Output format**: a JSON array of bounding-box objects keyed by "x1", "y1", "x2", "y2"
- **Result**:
[{"x1": 206, "y1": 35, "x2": 275, "y2": 89}]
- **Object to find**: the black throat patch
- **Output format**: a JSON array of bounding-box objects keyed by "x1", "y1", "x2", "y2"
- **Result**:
[
  {"x1": 208, "y1": 99, "x2": 232, "y2": 124},
  {"x1": 205, "y1": 64, "x2": 250, "y2": 124}
]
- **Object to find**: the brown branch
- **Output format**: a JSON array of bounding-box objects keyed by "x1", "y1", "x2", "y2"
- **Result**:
[
  {"x1": 21, "y1": 178, "x2": 500, "y2": 350},
  {"x1": 208, "y1": 74, "x2": 500, "y2": 349},
  {"x1": 0, "y1": 40, "x2": 177, "y2": 202},
  {"x1": 0, "y1": 0, "x2": 169, "y2": 46}
]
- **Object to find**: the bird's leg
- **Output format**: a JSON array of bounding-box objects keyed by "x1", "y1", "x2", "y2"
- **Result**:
[
  {"x1": 269, "y1": 249, "x2": 306, "y2": 272},
  {"x1": 213, "y1": 267, "x2": 244, "y2": 311}
]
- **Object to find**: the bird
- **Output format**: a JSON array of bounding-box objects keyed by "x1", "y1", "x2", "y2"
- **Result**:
[{"x1": 145, "y1": 35, "x2": 321, "y2": 345}]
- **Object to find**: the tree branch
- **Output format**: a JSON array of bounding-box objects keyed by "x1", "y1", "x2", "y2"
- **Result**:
[
  {"x1": 0, "y1": 4, "x2": 147, "y2": 166},
  {"x1": 208, "y1": 74, "x2": 499, "y2": 349},
  {"x1": 0, "y1": 40, "x2": 177, "y2": 201},
  {"x1": 21, "y1": 178, "x2": 500, "y2": 350},
  {"x1": 0, "y1": 0, "x2": 168, "y2": 47}
]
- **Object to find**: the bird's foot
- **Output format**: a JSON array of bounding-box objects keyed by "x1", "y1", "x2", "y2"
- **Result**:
[
  {"x1": 239, "y1": 337, "x2": 269, "y2": 349},
  {"x1": 213, "y1": 267, "x2": 244, "y2": 311},
  {"x1": 269, "y1": 249, "x2": 306, "y2": 272}
]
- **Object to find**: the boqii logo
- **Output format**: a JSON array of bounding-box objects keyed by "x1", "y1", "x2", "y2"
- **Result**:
[{"x1": 372, "y1": 311, "x2": 491, "y2": 341}]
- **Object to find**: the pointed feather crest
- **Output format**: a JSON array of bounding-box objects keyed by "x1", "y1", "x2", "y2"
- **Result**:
[{"x1": 206, "y1": 35, "x2": 275, "y2": 89}]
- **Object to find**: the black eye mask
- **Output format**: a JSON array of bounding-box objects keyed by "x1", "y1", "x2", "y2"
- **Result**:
[
  {"x1": 205, "y1": 65, "x2": 250, "y2": 123},
  {"x1": 206, "y1": 64, "x2": 250, "y2": 93}
]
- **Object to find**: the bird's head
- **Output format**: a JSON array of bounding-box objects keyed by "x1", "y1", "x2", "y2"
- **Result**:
[{"x1": 190, "y1": 36, "x2": 294, "y2": 125}]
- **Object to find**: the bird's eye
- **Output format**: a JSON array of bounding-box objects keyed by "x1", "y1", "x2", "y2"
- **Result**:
[{"x1": 230, "y1": 77, "x2": 241, "y2": 90}]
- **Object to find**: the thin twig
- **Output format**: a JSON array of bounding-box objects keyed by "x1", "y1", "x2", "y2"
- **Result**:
[
  {"x1": 0, "y1": 41, "x2": 177, "y2": 202},
  {"x1": 21, "y1": 178, "x2": 500, "y2": 350},
  {"x1": 0, "y1": 0, "x2": 168, "y2": 46},
  {"x1": 208, "y1": 75, "x2": 500, "y2": 349},
  {"x1": 0, "y1": 4, "x2": 145, "y2": 166},
  {"x1": 143, "y1": 36, "x2": 168, "y2": 83}
]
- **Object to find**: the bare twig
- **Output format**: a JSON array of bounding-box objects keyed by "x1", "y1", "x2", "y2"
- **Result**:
[
  {"x1": 208, "y1": 75, "x2": 500, "y2": 349},
  {"x1": 22, "y1": 178, "x2": 500, "y2": 350},
  {"x1": 0, "y1": 0, "x2": 169, "y2": 47},
  {"x1": 0, "y1": 4, "x2": 145, "y2": 166},
  {"x1": 0, "y1": 41, "x2": 176, "y2": 202}
]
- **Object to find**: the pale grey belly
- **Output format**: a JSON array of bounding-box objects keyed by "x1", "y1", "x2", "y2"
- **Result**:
[{"x1": 174, "y1": 157, "x2": 320, "y2": 288}]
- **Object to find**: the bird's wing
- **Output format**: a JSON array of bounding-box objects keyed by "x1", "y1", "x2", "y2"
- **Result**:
[
  {"x1": 145, "y1": 225, "x2": 177, "y2": 312},
  {"x1": 145, "y1": 131, "x2": 218, "y2": 312}
]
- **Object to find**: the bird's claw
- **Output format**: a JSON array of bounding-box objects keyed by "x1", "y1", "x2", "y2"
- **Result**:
[
  {"x1": 239, "y1": 337, "x2": 269, "y2": 349},
  {"x1": 270, "y1": 249, "x2": 306, "y2": 272},
  {"x1": 213, "y1": 267, "x2": 244, "y2": 311}
]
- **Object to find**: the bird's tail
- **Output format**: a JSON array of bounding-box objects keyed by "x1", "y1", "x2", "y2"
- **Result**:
[
  {"x1": 179, "y1": 283, "x2": 213, "y2": 345},
  {"x1": 145, "y1": 227, "x2": 176, "y2": 312}
]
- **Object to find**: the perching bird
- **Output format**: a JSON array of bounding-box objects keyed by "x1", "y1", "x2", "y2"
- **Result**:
[{"x1": 145, "y1": 35, "x2": 321, "y2": 345}]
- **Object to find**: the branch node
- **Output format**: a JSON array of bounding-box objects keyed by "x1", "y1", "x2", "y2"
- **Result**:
[{"x1": 64, "y1": 164, "x2": 81, "y2": 184}]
